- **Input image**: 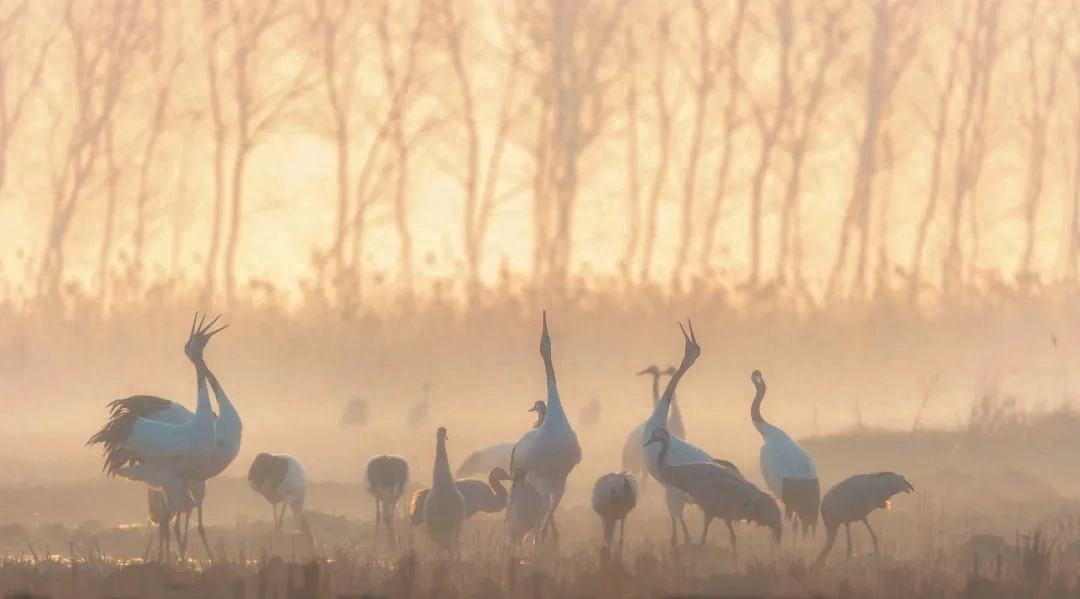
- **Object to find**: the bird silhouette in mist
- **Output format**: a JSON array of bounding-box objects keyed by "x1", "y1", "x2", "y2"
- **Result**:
[
  {"x1": 340, "y1": 397, "x2": 369, "y2": 427},
  {"x1": 407, "y1": 383, "x2": 431, "y2": 429},
  {"x1": 579, "y1": 397, "x2": 602, "y2": 429}
]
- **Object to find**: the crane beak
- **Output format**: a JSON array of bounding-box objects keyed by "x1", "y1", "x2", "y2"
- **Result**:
[
  {"x1": 643, "y1": 439, "x2": 656, "y2": 448},
  {"x1": 528, "y1": 406, "x2": 537, "y2": 413}
]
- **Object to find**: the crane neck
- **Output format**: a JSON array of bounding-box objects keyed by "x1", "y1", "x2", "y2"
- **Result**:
[
  {"x1": 488, "y1": 470, "x2": 509, "y2": 505},
  {"x1": 433, "y1": 436, "x2": 454, "y2": 486},
  {"x1": 191, "y1": 363, "x2": 213, "y2": 426},
  {"x1": 650, "y1": 372, "x2": 661, "y2": 407},
  {"x1": 542, "y1": 355, "x2": 568, "y2": 421},
  {"x1": 655, "y1": 436, "x2": 672, "y2": 479},
  {"x1": 669, "y1": 398, "x2": 686, "y2": 438},
  {"x1": 750, "y1": 379, "x2": 768, "y2": 428},
  {"x1": 533, "y1": 405, "x2": 547, "y2": 428}
]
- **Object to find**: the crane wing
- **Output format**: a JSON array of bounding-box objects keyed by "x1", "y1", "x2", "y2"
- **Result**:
[{"x1": 120, "y1": 417, "x2": 200, "y2": 461}]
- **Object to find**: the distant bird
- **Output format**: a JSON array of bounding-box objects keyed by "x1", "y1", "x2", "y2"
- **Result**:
[
  {"x1": 815, "y1": 472, "x2": 915, "y2": 565},
  {"x1": 455, "y1": 401, "x2": 545, "y2": 478},
  {"x1": 646, "y1": 428, "x2": 781, "y2": 565},
  {"x1": 363, "y1": 454, "x2": 409, "y2": 549},
  {"x1": 591, "y1": 472, "x2": 638, "y2": 559},
  {"x1": 247, "y1": 453, "x2": 314, "y2": 546},
  {"x1": 510, "y1": 311, "x2": 582, "y2": 546},
  {"x1": 579, "y1": 397, "x2": 602, "y2": 429},
  {"x1": 88, "y1": 313, "x2": 237, "y2": 560},
  {"x1": 622, "y1": 365, "x2": 683, "y2": 495},
  {"x1": 641, "y1": 322, "x2": 736, "y2": 550},
  {"x1": 409, "y1": 466, "x2": 510, "y2": 525},
  {"x1": 341, "y1": 397, "x2": 369, "y2": 427},
  {"x1": 751, "y1": 370, "x2": 820, "y2": 537},
  {"x1": 407, "y1": 382, "x2": 432, "y2": 429},
  {"x1": 503, "y1": 468, "x2": 550, "y2": 553},
  {"x1": 422, "y1": 427, "x2": 466, "y2": 552}
]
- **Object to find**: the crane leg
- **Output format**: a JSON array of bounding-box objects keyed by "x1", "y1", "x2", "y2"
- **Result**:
[
  {"x1": 386, "y1": 504, "x2": 399, "y2": 549},
  {"x1": 862, "y1": 518, "x2": 878, "y2": 555},
  {"x1": 845, "y1": 523, "x2": 852, "y2": 562},
  {"x1": 173, "y1": 514, "x2": 184, "y2": 559},
  {"x1": 618, "y1": 517, "x2": 627, "y2": 556},
  {"x1": 669, "y1": 515, "x2": 678, "y2": 552},
  {"x1": 143, "y1": 528, "x2": 154, "y2": 563},
  {"x1": 161, "y1": 519, "x2": 171, "y2": 563},
  {"x1": 700, "y1": 515, "x2": 714, "y2": 546},
  {"x1": 196, "y1": 504, "x2": 213, "y2": 561},
  {"x1": 679, "y1": 517, "x2": 692, "y2": 546},
  {"x1": 373, "y1": 501, "x2": 381, "y2": 549},
  {"x1": 182, "y1": 512, "x2": 192, "y2": 558},
  {"x1": 726, "y1": 520, "x2": 739, "y2": 569}
]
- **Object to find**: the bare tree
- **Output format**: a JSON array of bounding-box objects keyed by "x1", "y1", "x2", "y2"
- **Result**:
[
  {"x1": 619, "y1": 24, "x2": 640, "y2": 284},
  {"x1": 0, "y1": 0, "x2": 56, "y2": 197},
  {"x1": 908, "y1": 0, "x2": 967, "y2": 303},
  {"x1": 638, "y1": 7, "x2": 672, "y2": 284},
  {"x1": 131, "y1": 0, "x2": 183, "y2": 279},
  {"x1": 435, "y1": 0, "x2": 525, "y2": 295},
  {"x1": 940, "y1": 0, "x2": 1008, "y2": 299},
  {"x1": 1057, "y1": 4, "x2": 1080, "y2": 282},
  {"x1": 699, "y1": 0, "x2": 749, "y2": 273},
  {"x1": 826, "y1": 0, "x2": 922, "y2": 300},
  {"x1": 670, "y1": 0, "x2": 714, "y2": 286},
  {"x1": 776, "y1": 0, "x2": 853, "y2": 297},
  {"x1": 1016, "y1": 0, "x2": 1063, "y2": 283},
  {"x1": 39, "y1": 0, "x2": 145, "y2": 302},
  {"x1": 745, "y1": 0, "x2": 794, "y2": 288}
]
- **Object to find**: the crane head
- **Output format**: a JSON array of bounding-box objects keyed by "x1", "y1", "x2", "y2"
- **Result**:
[
  {"x1": 751, "y1": 370, "x2": 764, "y2": 386},
  {"x1": 185, "y1": 312, "x2": 228, "y2": 364},
  {"x1": 436, "y1": 427, "x2": 449, "y2": 441},
  {"x1": 678, "y1": 319, "x2": 701, "y2": 368},
  {"x1": 528, "y1": 400, "x2": 545, "y2": 413},
  {"x1": 539, "y1": 310, "x2": 552, "y2": 362}
]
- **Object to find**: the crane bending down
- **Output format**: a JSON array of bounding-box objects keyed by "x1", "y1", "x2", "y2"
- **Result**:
[
  {"x1": 364, "y1": 454, "x2": 409, "y2": 549},
  {"x1": 146, "y1": 480, "x2": 195, "y2": 561},
  {"x1": 509, "y1": 311, "x2": 582, "y2": 546},
  {"x1": 422, "y1": 427, "x2": 467, "y2": 552},
  {"x1": 409, "y1": 466, "x2": 510, "y2": 525},
  {"x1": 646, "y1": 428, "x2": 781, "y2": 567},
  {"x1": 502, "y1": 467, "x2": 549, "y2": 554},
  {"x1": 622, "y1": 366, "x2": 683, "y2": 495},
  {"x1": 591, "y1": 472, "x2": 638, "y2": 560},
  {"x1": 641, "y1": 320, "x2": 741, "y2": 550},
  {"x1": 455, "y1": 401, "x2": 546, "y2": 478},
  {"x1": 88, "y1": 313, "x2": 236, "y2": 560},
  {"x1": 248, "y1": 453, "x2": 314, "y2": 547},
  {"x1": 815, "y1": 472, "x2": 915, "y2": 566},
  {"x1": 751, "y1": 370, "x2": 820, "y2": 537}
]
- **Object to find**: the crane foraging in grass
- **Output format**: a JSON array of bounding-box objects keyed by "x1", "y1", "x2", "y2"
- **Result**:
[
  {"x1": 509, "y1": 311, "x2": 582, "y2": 546},
  {"x1": 455, "y1": 401, "x2": 546, "y2": 478},
  {"x1": 88, "y1": 313, "x2": 237, "y2": 560},
  {"x1": 591, "y1": 472, "x2": 638, "y2": 559},
  {"x1": 751, "y1": 369, "x2": 820, "y2": 538},
  {"x1": 248, "y1": 453, "x2": 314, "y2": 547},
  {"x1": 421, "y1": 427, "x2": 467, "y2": 552},
  {"x1": 364, "y1": 454, "x2": 409, "y2": 549},
  {"x1": 409, "y1": 466, "x2": 510, "y2": 525},
  {"x1": 646, "y1": 428, "x2": 781, "y2": 566},
  {"x1": 502, "y1": 467, "x2": 550, "y2": 554},
  {"x1": 641, "y1": 320, "x2": 742, "y2": 550},
  {"x1": 815, "y1": 472, "x2": 915, "y2": 566}
]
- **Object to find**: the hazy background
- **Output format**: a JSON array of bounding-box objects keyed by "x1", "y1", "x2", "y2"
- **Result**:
[{"x1": 0, "y1": 0, "x2": 1077, "y2": 528}]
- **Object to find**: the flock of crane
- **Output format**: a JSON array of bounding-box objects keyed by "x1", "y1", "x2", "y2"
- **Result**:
[{"x1": 86, "y1": 311, "x2": 915, "y2": 568}]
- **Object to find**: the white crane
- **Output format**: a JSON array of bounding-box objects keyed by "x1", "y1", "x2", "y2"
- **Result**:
[
  {"x1": 248, "y1": 453, "x2": 314, "y2": 547},
  {"x1": 815, "y1": 472, "x2": 915, "y2": 565},
  {"x1": 88, "y1": 313, "x2": 233, "y2": 560},
  {"x1": 455, "y1": 401, "x2": 545, "y2": 478},
  {"x1": 363, "y1": 454, "x2": 409, "y2": 549},
  {"x1": 641, "y1": 320, "x2": 730, "y2": 550},
  {"x1": 622, "y1": 365, "x2": 683, "y2": 494},
  {"x1": 509, "y1": 311, "x2": 582, "y2": 546},
  {"x1": 408, "y1": 466, "x2": 510, "y2": 525},
  {"x1": 591, "y1": 472, "x2": 638, "y2": 559},
  {"x1": 422, "y1": 427, "x2": 466, "y2": 552},
  {"x1": 646, "y1": 428, "x2": 781, "y2": 566},
  {"x1": 751, "y1": 370, "x2": 820, "y2": 537}
]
